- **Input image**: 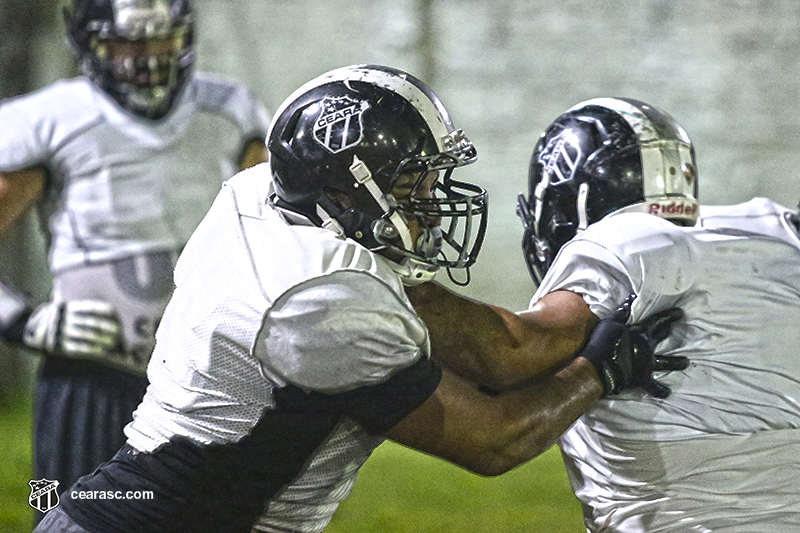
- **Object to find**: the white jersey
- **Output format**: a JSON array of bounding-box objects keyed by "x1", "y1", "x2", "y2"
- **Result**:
[
  {"x1": 533, "y1": 198, "x2": 800, "y2": 531},
  {"x1": 62, "y1": 166, "x2": 441, "y2": 533},
  {"x1": 0, "y1": 73, "x2": 270, "y2": 273}
]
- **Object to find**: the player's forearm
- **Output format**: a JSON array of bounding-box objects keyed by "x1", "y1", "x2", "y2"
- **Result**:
[
  {"x1": 386, "y1": 358, "x2": 603, "y2": 477},
  {"x1": 477, "y1": 357, "x2": 602, "y2": 475},
  {"x1": 407, "y1": 282, "x2": 596, "y2": 390},
  {"x1": 450, "y1": 357, "x2": 603, "y2": 476}
]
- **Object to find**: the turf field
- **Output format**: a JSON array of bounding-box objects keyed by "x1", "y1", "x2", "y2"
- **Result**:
[{"x1": 0, "y1": 391, "x2": 584, "y2": 533}]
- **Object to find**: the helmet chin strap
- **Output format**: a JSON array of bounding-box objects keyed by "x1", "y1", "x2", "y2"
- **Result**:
[
  {"x1": 387, "y1": 256, "x2": 438, "y2": 286},
  {"x1": 532, "y1": 170, "x2": 551, "y2": 234},
  {"x1": 348, "y1": 155, "x2": 416, "y2": 252},
  {"x1": 351, "y1": 156, "x2": 441, "y2": 285},
  {"x1": 315, "y1": 204, "x2": 346, "y2": 236},
  {"x1": 576, "y1": 182, "x2": 590, "y2": 231}
]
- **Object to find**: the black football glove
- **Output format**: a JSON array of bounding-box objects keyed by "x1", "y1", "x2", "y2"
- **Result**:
[{"x1": 579, "y1": 294, "x2": 688, "y2": 398}]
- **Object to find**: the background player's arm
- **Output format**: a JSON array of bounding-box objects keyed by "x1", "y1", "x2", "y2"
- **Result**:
[
  {"x1": 237, "y1": 138, "x2": 268, "y2": 171},
  {"x1": 407, "y1": 282, "x2": 596, "y2": 391},
  {"x1": 0, "y1": 166, "x2": 45, "y2": 237},
  {"x1": 0, "y1": 166, "x2": 121, "y2": 356}
]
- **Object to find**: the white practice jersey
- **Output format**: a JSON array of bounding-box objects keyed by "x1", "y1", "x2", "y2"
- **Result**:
[
  {"x1": 0, "y1": 74, "x2": 269, "y2": 371},
  {"x1": 533, "y1": 198, "x2": 800, "y2": 532},
  {"x1": 0, "y1": 74, "x2": 270, "y2": 273},
  {"x1": 63, "y1": 166, "x2": 441, "y2": 533}
]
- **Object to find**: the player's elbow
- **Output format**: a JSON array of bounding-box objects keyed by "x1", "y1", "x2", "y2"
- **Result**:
[
  {"x1": 460, "y1": 416, "x2": 553, "y2": 477},
  {"x1": 463, "y1": 441, "x2": 547, "y2": 478},
  {"x1": 464, "y1": 454, "x2": 518, "y2": 477}
]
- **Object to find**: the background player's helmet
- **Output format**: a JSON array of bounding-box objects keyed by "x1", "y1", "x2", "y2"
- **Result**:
[
  {"x1": 517, "y1": 97, "x2": 699, "y2": 284},
  {"x1": 64, "y1": 0, "x2": 195, "y2": 119},
  {"x1": 268, "y1": 64, "x2": 488, "y2": 286}
]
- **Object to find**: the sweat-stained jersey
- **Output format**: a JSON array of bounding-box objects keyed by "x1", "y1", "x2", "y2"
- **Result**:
[
  {"x1": 58, "y1": 166, "x2": 442, "y2": 533},
  {"x1": 0, "y1": 73, "x2": 270, "y2": 371},
  {"x1": 533, "y1": 198, "x2": 800, "y2": 532}
]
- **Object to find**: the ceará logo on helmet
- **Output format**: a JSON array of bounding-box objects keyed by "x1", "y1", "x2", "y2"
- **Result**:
[{"x1": 313, "y1": 96, "x2": 370, "y2": 154}]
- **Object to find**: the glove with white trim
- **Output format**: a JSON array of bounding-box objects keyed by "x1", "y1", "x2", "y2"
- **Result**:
[{"x1": 22, "y1": 300, "x2": 122, "y2": 357}]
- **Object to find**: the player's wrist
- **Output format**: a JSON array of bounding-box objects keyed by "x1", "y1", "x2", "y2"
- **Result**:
[
  {"x1": 0, "y1": 280, "x2": 35, "y2": 345},
  {"x1": 577, "y1": 354, "x2": 617, "y2": 397},
  {"x1": 573, "y1": 355, "x2": 607, "y2": 398}
]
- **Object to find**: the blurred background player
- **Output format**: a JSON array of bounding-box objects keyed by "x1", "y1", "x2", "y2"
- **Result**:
[
  {"x1": 36, "y1": 65, "x2": 684, "y2": 533},
  {"x1": 518, "y1": 97, "x2": 800, "y2": 531},
  {"x1": 0, "y1": 0, "x2": 270, "y2": 512}
]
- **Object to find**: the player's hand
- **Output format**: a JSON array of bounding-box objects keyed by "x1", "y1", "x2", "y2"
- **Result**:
[
  {"x1": 23, "y1": 300, "x2": 122, "y2": 357},
  {"x1": 579, "y1": 295, "x2": 688, "y2": 398}
]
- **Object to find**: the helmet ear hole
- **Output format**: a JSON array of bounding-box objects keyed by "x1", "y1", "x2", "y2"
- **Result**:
[{"x1": 322, "y1": 187, "x2": 352, "y2": 211}]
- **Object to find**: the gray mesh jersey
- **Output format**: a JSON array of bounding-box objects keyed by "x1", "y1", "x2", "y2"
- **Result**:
[
  {"x1": 533, "y1": 199, "x2": 800, "y2": 532},
  {"x1": 60, "y1": 166, "x2": 442, "y2": 533},
  {"x1": 0, "y1": 73, "x2": 271, "y2": 273}
]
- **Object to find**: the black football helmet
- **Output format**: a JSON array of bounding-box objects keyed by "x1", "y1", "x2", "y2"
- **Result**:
[
  {"x1": 64, "y1": 0, "x2": 195, "y2": 119},
  {"x1": 268, "y1": 64, "x2": 488, "y2": 286},
  {"x1": 518, "y1": 97, "x2": 699, "y2": 284}
]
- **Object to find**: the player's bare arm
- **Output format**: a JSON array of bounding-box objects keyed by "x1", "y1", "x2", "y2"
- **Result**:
[
  {"x1": 0, "y1": 166, "x2": 45, "y2": 236},
  {"x1": 407, "y1": 282, "x2": 597, "y2": 391},
  {"x1": 237, "y1": 138, "x2": 269, "y2": 171},
  {"x1": 387, "y1": 294, "x2": 686, "y2": 475},
  {"x1": 385, "y1": 357, "x2": 603, "y2": 476}
]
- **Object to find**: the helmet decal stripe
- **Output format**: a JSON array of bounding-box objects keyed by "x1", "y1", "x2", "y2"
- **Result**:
[
  {"x1": 269, "y1": 65, "x2": 453, "y2": 151},
  {"x1": 571, "y1": 97, "x2": 690, "y2": 144}
]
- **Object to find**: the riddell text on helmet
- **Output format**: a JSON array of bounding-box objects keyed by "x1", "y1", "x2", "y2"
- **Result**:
[{"x1": 649, "y1": 201, "x2": 698, "y2": 217}]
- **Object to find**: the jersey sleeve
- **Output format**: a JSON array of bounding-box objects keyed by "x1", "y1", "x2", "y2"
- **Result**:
[
  {"x1": 193, "y1": 73, "x2": 271, "y2": 143},
  {"x1": 258, "y1": 270, "x2": 439, "y2": 434},
  {"x1": 0, "y1": 93, "x2": 53, "y2": 170},
  {"x1": 259, "y1": 270, "x2": 432, "y2": 393},
  {"x1": 273, "y1": 357, "x2": 442, "y2": 435},
  {"x1": 534, "y1": 239, "x2": 636, "y2": 319},
  {"x1": 0, "y1": 79, "x2": 100, "y2": 172},
  {"x1": 533, "y1": 213, "x2": 696, "y2": 320}
]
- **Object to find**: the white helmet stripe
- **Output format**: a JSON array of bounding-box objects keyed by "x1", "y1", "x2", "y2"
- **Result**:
[
  {"x1": 268, "y1": 65, "x2": 454, "y2": 151},
  {"x1": 569, "y1": 97, "x2": 691, "y2": 143}
]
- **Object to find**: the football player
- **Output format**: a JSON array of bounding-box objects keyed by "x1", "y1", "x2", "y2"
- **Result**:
[
  {"x1": 518, "y1": 98, "x2": 800, "y2": 531},
  {"x1": 0, "y1": 0, "x2": 270, "y2": 511},
  {"x1": 35, "y1": 66, "x2": 685, "y2": 533}
]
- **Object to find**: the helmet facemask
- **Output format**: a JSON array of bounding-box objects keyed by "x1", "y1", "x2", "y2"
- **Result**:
[
  {"x1": 68, "y1": 0, "x2": 195, "y2": 119},
  {"x1": 374, "y1": 144, "x2": 487, "y2": 285}
]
